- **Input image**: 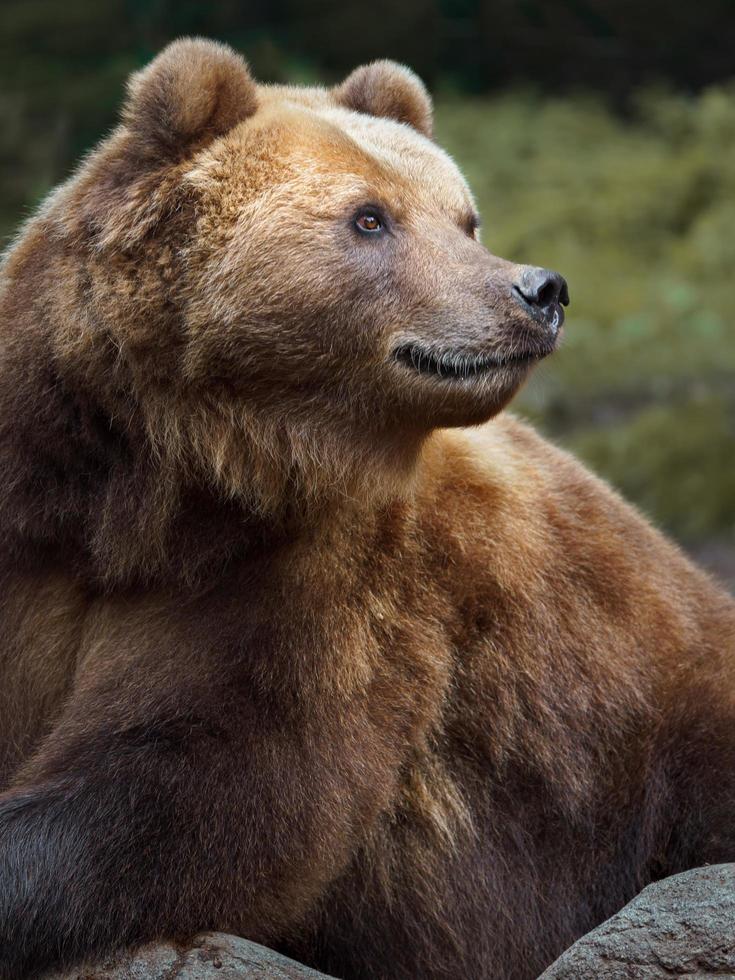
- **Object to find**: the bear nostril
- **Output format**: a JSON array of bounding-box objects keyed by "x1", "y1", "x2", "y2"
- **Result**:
[
  {"x1": 514, "y1": 267, "x2": 569, "y2": 311},
  {"x1": 537, "y1": 279, "x2": 558, "y2": 307}
]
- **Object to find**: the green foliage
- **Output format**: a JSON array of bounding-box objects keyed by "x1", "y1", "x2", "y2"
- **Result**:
[
  {"x1": 570, "y1": 399, "x2": 735, "y2": 541},
  {"x1": 435, "y1": 88, "x2": 735, "y2": 546}
]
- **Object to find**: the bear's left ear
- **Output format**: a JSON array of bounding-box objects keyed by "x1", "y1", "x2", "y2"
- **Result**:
[
  {"x1": 123, "y1": 37, "x2": 258, "y2": 161},
  {"x1": 334, "y1": 61, "x2": 433, "y2": 138}
]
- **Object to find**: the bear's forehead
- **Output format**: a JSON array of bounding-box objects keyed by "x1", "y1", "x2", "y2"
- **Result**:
[{"x1": 198, "y1": 90, "x2": 474, "y2": 225}]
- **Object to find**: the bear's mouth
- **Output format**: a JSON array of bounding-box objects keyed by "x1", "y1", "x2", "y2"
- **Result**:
[{"x1": 392, "y1": 342, "x2": 541, "y2": 380}]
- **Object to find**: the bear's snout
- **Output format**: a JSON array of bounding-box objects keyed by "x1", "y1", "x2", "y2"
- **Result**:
[{"x1": 511, "y1": 266, "x2": 569, "y2": 336}]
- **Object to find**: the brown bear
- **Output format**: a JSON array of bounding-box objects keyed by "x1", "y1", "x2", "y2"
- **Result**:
[{"x1": 0, "y1": 37, "x2": 733, "y2": 980}]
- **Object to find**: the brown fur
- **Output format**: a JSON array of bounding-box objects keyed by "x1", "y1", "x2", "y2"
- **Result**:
[{"x1": 0, "y1": 38, "x2": 734, "y2": 980}]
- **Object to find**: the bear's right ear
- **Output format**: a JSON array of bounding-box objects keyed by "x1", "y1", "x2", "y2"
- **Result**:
[{"x1": 123, "y1": 37, "x2": 258, "y2": 161}]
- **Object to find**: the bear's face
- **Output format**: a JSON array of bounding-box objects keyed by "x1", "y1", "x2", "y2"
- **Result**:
[
  {"x1": 181, "y1": 100, "x2": 556, "y2": 432},
  {"x1": 24, "y1": 40, "x2": 566, "y2": 513}
]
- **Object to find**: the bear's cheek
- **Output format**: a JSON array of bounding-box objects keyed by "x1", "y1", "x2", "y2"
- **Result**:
[
  {"x1": 183, "y1": 267, "x2": 391, "y2": 396},
  {"x1": 238, "y1": 259, "x2": 399, "y2": 369}
]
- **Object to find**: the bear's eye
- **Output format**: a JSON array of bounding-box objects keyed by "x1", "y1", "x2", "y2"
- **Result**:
[{"x1": 355, "y1": 212, "x2": 383, "y2": 235}]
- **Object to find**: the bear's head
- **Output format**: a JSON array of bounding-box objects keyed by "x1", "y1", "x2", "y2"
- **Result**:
[{"x1": 0, "y1": 39, "x2": 567, "y2": 582}]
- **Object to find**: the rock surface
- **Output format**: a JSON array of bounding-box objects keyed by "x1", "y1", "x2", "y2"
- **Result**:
[
  {"x1": 42, "y1": 864, "x2": 735, "y2": 979},
  {"x1": 539, "y1": 864, "x2": 735, "y2": 979},
  {"x1": 44, "y1": 932, "x2": 336, "y2": 979}
]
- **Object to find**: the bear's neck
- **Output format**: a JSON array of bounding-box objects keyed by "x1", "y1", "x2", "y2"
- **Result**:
[{"x1": 0, "y1": 338, "x2": 425, "y2": 592}]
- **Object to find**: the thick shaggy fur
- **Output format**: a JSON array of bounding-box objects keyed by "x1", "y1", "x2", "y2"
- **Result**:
[{"x1": 1, "y1": 39, "x2": 734, "y2": 980}]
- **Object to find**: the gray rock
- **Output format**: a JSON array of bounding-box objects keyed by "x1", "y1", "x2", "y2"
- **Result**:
[
  {"x1": 539, "y1": 864, "x2": 735, "y2": 979},
  {"x1": 44, "y1": 932, "x2": 337, "y2": 979},
  {"x1": 42, "y1": 865, "x2": 735, "y2": 979}
]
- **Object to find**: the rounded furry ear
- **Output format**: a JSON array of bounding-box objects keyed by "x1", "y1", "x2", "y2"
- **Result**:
[
  {"x1": 335, "y1": 61, "x2": 433, "y2": 138},
  {"x1": 123, "y1": 38, "x2": 258, "y2": 159}
]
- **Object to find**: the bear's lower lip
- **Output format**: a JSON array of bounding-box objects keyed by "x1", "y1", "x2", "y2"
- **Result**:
[{"x1": 392, "y1": 342, "x2": 542, "y2": 380}]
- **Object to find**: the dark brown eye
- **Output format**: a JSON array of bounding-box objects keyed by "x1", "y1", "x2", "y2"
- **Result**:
[{"x1": 355, "y1": 212, "x2": 383, "y2": 234}]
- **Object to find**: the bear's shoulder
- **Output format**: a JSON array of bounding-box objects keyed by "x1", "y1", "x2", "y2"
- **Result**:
[{"x1": 416, "y1": 415, "x2": 726, "y2": 617}]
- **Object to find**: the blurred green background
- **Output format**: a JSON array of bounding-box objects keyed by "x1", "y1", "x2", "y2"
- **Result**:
[{"x1": 1, "y1": 1, "x2": 734, "y2": 588}]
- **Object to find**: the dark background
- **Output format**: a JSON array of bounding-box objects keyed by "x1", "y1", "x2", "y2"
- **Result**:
[{"x1": 1, "y1": 0, "x2": 734, "y2": 587}]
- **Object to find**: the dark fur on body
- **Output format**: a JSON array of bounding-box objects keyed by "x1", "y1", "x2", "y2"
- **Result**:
[{"x1": 1, "y1": 39, "x2": 734, "y2": 980}]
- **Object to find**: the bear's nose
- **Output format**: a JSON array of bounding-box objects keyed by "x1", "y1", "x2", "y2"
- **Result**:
[{"x1": 512, "y1": 267, "x2": 569, "y2": 331}]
